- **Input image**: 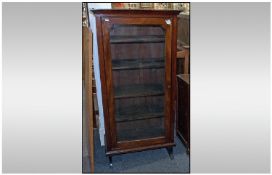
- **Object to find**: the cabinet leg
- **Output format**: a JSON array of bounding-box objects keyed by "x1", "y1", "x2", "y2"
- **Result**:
[
  {"x1": 109, "y1": 156, "x2": 113, "y2": 168},
  {"x1": 186, "y1": 148, "x2": 190, "y2": 155},
  {"x1": 167, "y1": 147, "x2": 174, "y2": 160}
]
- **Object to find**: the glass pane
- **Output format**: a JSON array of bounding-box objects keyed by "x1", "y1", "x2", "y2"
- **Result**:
[{"x1": 109, "y1": 24, "x2": 166, "y2": 142}]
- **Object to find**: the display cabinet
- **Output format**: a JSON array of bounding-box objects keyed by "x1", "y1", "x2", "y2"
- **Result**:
[{"x1": 90, "y1": 9, "x2": 180, "y2": 166}]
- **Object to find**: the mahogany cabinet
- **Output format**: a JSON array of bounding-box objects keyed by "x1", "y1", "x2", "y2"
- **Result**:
[{"x1": 90, "y1": 9, "x2": 180, "y2": 166}]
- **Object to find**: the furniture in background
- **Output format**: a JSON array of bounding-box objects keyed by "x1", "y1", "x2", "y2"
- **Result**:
[
  {"x1": 176, "y1": 74, "x2": 190, "y2": 153},
  {"x1": 176, "y1": 13, "x2": 190, "y2": 74},
  {"x1": 177, "y1": 14, "x2": 189, "y2": 48},
  {"x1": 92, "y1": 63, "x2": 98, "y2": 128},
  {"x1": 82, "y1": 3, "x2": 94, "y2": 172},
  {"x1": 89, "y1": 9, "x2": 180, "y2": 166},
  {"x1": 176, "y1": 13, "x2": 190, "y2": 154},
  {"x1": 177, "y1": 46, "x2": 190, "y2": 74}
]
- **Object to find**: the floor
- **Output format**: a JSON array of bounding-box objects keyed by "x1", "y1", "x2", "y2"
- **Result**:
[{"x1": 83, "y1": 129, "x2": 190, "y2": 173}]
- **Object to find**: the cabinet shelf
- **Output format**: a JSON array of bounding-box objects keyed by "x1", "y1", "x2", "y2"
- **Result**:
[
  {"x1": 110, "y1": 35, "x2": 165, "y2": 44},
  {"x1": 114, "y1": 84, "x2": 164, "y2": 99},
  {"x1": 112, "y1": 58, "x2": 165, "y2": 70},
  {"x1": 117, "y1": 127, "x2": 164, "y2": 141},
  {"x1": 116, "y1": 105, "x2": 164, "y2": 122}
]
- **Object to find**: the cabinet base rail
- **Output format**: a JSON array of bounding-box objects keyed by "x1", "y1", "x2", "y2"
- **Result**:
[{"x1": 106, "y1": 142, "x2": 175, "y2": 167}]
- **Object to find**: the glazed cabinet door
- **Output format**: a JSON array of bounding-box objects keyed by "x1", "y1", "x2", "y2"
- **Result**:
[{"x1": 102, "y1": 17, "x2": 173, "y2": 150}]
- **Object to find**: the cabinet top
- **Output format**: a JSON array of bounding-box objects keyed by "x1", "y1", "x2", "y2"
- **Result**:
[{"x1": 90, "y1": 9, "x2": 181, "y2": 16}]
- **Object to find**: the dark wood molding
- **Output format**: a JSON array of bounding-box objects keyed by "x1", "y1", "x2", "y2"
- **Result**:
[{"x1": 90, "y1": 9, "x2": 181, "y2": 16}]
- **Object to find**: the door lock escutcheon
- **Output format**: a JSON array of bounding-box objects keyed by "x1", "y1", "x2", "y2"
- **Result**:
[{"x1": 165, "y1": 19, "x2": 171, "y2": 25}]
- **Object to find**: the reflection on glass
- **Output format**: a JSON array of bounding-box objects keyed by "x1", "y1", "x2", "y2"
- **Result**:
[{"x1": 109, "y1": 25, "x2": 166, "y2": 142}]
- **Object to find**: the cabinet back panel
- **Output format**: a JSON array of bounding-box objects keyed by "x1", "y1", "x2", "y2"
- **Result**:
[
  {"x1": 111, "y1": 43, "x2": 164, "y2": 59},
  {"x1": 110, "y1": 25, "x2": 164, "y2": 36}
]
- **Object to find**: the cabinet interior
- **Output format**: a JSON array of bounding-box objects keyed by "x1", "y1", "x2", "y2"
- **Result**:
[{"x1": 110, "y1": 24, "x2": 166, "y2": 142}]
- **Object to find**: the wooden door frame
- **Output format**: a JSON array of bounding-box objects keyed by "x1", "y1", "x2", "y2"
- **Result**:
[{"x1": 101, "y1": 17, "x2": 174, "y2": 154}]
